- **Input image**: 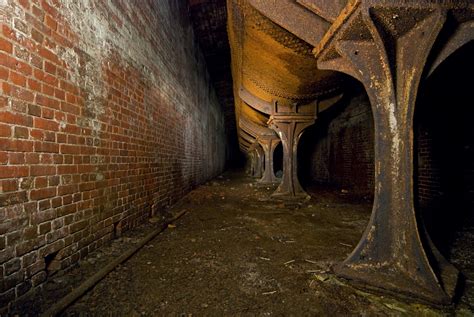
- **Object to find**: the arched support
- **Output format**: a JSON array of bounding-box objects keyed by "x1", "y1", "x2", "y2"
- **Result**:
[
  {"x1": 314, "y1": 1, "x2": 473, "y2": 305},
  {"x1": 258, "y1": 135, "x2": 281, "y2": 184},
  {"x1": 268, "y1": 114, "x2": 315, "y2": 199}
]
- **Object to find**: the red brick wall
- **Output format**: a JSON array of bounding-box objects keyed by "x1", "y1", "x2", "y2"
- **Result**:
[
  {"x1": 0, "y1": 0, "x2": 226, "y2": 308},
  {"x1": 302, "y1": 91, "x2": 374, "y2": 198}
]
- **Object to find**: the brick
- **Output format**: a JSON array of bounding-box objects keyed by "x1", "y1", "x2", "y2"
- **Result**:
[
  {"x1": 14, "y1": 45, "x2": 30, "y2": 63},
  {"x1": 0, "y1": 191, "x2": 28, "y2": 207},
  {"x1": 30, "y1": 165, "x2": 55, "y2": 176},
  {"x1": 21, "y1": 253, "x2": 37, "y2": 269},
  {"x1": 38, "y1": 47, "x2": 59, "y2": 65},
  {"x1": 4, "y1": 258, "x2": 21, "y2": 275},
  {"x1": 23, "y1": 226, "x2": 38, "y2": 241},
  {"x1": 1, "y1": 179, "x2": 18, "y2": 192},
  {"x1": 16, "y1": 280, "x2": 32, "y2": 297},
  {"x1": 28, "y1": 78, "x2": 42, "y2": 93},
  {"x1": 48, "y1": 175, "x2": 59, "y2": 186},
  {"x1": 31, "y1": 271, "x2": 46, "y2": 286},
  {"x1": 14, "y1": 126, "x2": 29, "y2": 139},
  {"x1": 35, "y1": 94, "x2": 60, "y2": 109},
  {"x1": 0, "y1": 111, "x2": 33, "y2": 127},
  {"x1": 18, "y1": 0, "x2": 31, "y2": 10},
  {"x1": 44, "y1": 61, "x2": 56, "y2": 76},
  {"x1": 10, "y1": 100, "x2": 27, "y2": 113},
  {"x1": 31, "y1": 28, "x2": 44, "y2": 44},
  {"x1": 30, "y1": 187, "x2": 57, "y2": 200},
  {"x1": 0, "y1": 247, "x2": 14, "y2": 264},
  {"x1": 42, "y1": 107, "x2": 54, "y2": 119},
  {"x1": 34, "y1": 142, "x2": 59, "y2": 153},
  {"x1": 0, "y1": 166, "x2": 28, "y2": 179},
  {"x1": 31, "y1": 5, "x2": 45, "y2": 20},
  {"x1": 15, "y1": 236, "x2": 46, "y2": 256},
  {"x1": 39, "y1": 199, "x2": 51, "y2": 210},
  {"x1": 0, "y1": 139, "x2": 34, "y2": 152},
  {"x1": 39, "y1": 222, "x2": 51, "y2": 235},
  {"x1": 39, "y1": 239, "x2": 64, "y2": 258},
  {"x1": 25, "y1": 153, "x2": 39, "y2": 164},
  {"x1": 0, "y1": 38, "x2": 13, "y2": 54},
  {"x1": 46, "y1": 227, "x2": 68, "y2": 243},
  {"x1": 33, "y1": 117, "x2": 59, "y2": 131},
  {"x1": 0, "y1": 124, "x2": 11, "y2": 137},
  {"x1": 10, "y1": 72, "x2": 27, "y2": 87},
  {"x1": 8, "y1": 153, "x2": 25, "y2": 164},
  {"x1": 40, "y1": 0, "x2": 59, "y2": 19},
  {"x1": 28, "y1": 104, "x2": 42, "y2": 117},
  {"x1": 30, "y1": 208, "x2": 55, "y2": 225},
  {"x1": 0, "y1": 67, "x2": 8, "y2": 81},
  {"x1": 46, "y1": 14, "x2": 58, "y2": 31},
  {"x1": 0, "y1": 152, "x2": 7, "y2": 164}
]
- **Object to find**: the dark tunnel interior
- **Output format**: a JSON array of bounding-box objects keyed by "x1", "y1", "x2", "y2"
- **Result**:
[{"x1": 1, "y1": 0, "x2": 473, "y2": 315}]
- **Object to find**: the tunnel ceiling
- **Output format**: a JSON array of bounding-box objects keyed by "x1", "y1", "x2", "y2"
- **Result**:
[{"x1": 188, "y1": 0, "x2": 237, "y2": 145}]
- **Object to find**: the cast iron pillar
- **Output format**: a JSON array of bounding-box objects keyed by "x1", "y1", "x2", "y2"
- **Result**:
[
  {"x1": 251, "y1": 146, "x2": 264, "y2": 179},
  {"x1": 257, "y1": 135, "x2": 281, "y2": 184},
  {"x1": 249, "y1": 150, "x2": 256, "y2": 177},
  {"x1": 244, "y1": 152, "x2": 252, "y2": 176},
  {"x1": 314, "y1": 1, "x2": 474, "y2": 305},
  {"x1": 268, "y1": 113, "x2": 315, "y2": 199}
]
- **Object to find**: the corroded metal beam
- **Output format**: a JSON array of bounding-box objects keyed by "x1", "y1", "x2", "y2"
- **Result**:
[
  {"x1": 247, "y1": 0, "x2": 336, "y2": 46},
  {"x1": 296, "y1": 0, "x2": 348, "y2": 23},
  {"x1": 239, "y1": 129, "x2": 257, "y2": 145},
  {"x1": 228, "y1": 0, "x2": 344, "y2": 164},
  {"x1": 239, "y1": 86, "x2": 274, "y2": 115},
  {"x1": 314, "y1": 0, "x2": 474, "y2": 305},
  {"x1": 239, "y1": 116, "x2": 275, "y2": 138}
]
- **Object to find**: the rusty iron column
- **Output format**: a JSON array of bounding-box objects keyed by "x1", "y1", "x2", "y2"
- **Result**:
[
  {"x1": 314, "y1": 0, "x2": 474, "y2": 305},
  {"x1": 268, "y1": 112, "x2": 315, "y2": 199},
  {"x1": 257, "y1": 135, "x2": 281, "y2": 184},
  {"x1": 256, "y1": 145, "x2": 264, "y2": 178},
  {"x1": 244, "y1": 153, "x2": 252, "y2": 175},
  {"x1": 249, "y1": 150, "x2": 256, "y2": 177},
  {"x1": 251, "y1": 146, "x2": 264, "y2": 179}
]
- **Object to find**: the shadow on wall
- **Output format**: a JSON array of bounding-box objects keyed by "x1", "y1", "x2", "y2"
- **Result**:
[
  {"x1": 415, "y1": 41, "x2": 474, "y2": 257},
  {"x1": 299, "y1": 83, "x2": 375, "y2": 200}
]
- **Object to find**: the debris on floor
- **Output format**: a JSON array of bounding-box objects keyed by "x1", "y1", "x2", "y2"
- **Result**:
[{"x1": 11, "y1": 171, "x2": 474, "y2": 316}]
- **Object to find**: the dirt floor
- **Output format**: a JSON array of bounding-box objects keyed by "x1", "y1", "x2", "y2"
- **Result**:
[{"x1": 12, "y1": 171, "x2": 474, "y2": 316}]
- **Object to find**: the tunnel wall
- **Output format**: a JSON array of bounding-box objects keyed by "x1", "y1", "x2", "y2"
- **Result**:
[
  {"x1": 303, "y1": 91, "x2": 374, "y2": 198},
  {"x1": 0, "y1": 0, "x2": 226, "y2": 307}
]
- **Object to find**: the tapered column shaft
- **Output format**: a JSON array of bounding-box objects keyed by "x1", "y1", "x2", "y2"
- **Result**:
[
  {"x1": 258, "y1": 136, "x2": 281, "y2": 184},
  {"x1": 315, "y1": 4, "x2": 463, "y2": 304},
  {"x1": 269, "y1": 115, "x2": 315, "y2": 199}
]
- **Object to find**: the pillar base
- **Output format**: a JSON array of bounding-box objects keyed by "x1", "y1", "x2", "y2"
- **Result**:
[
  {"x1": 333, "y1": 260, "x2": 458, "y2": 306},
  {"x1": 271, "y1": 188, "x2": 310, "y2": 200}
]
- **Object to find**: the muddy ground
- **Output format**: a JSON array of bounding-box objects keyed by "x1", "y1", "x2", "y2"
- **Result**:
[{"x1": 12, "y1": 171, "x2": 474, "y2": 316}]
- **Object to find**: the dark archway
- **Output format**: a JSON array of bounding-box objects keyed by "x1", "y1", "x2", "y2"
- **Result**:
[
  {"x1": 415, "y1": 41, "x2": 474, "y2": 260},
  {"x1": 298, "y1": 83, "x2": 375, "y2": 202},
  {"x1": 273, "y1": 142, "x2": 283, "y2": 177}
]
